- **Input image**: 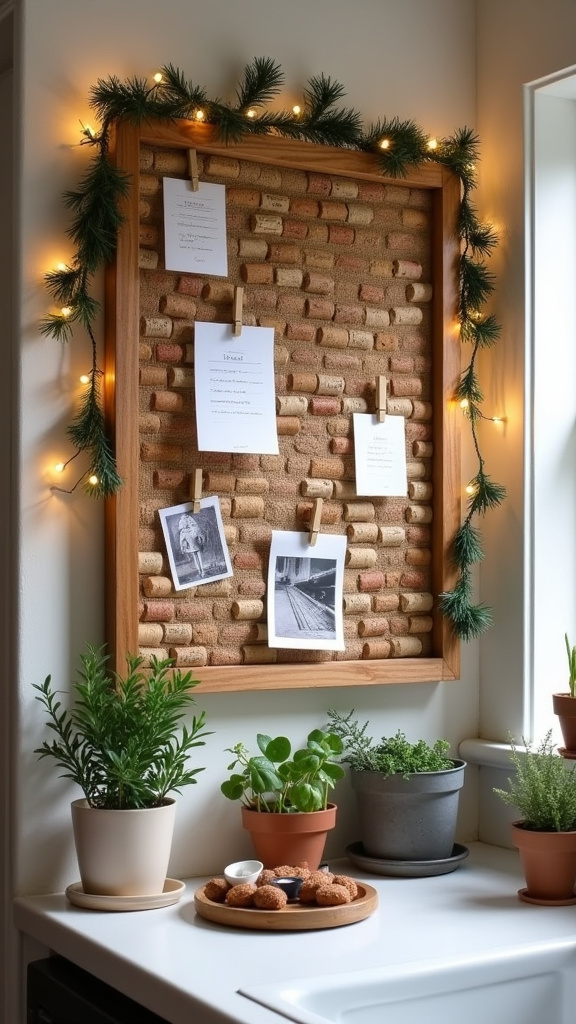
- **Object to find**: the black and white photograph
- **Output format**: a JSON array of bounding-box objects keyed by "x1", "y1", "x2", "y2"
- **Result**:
[
  {"x1": 267, "y1": 531, "x2": 346, "y2": 651},
  {"x1": 159, "y1": 496, "x2": 233, "y2": 591}
]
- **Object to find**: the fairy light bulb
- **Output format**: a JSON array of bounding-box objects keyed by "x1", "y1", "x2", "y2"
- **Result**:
[
  {"x1": 54, "y1": 462, "x2": 65, "y2": 474},
  {"x1": 195, "y1": 109, "x2": 205, "y2": 121},
  {"x1": 427, "y1": 138, "x2": 438, "y2": 151},
  {"x1": 460, "y1": 398, "x2": 469, "y2": 410},
  {"x1": 292, "y1": 104, "x2": 301, "y2": 116},
  {"x1": 57, "y1": 262, "x2": 66, "y2": 271},
  {"x1": 153, "y1": 72, "x2": 163, "y2": 84},
  {"x1": 61, "y1": 306, "x2": 72, "y2": 317},
  {"x1": 79, "y1": 374, "x2": 90, "y2": 385},
  {"x1": 88, "y1": 474, "x2": 99, "y2": 487},
  {"x1": 379, "y1": 139, "x2": 390, "y2": 150},
  {"x1": 246, "y1": 108, "x2": 256, "y2": 119},
  {"x1": 465, "y1": 483, "x2": 477, "y2": 495}
]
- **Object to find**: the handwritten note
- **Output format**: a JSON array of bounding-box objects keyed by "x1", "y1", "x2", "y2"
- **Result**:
[
  {"x1": 194, "y1": 322, "x2": 279, "y2": 454},
  {"x1": 353, "y1": 413, "x2": 408, "y2": 496},
  {"x1": 163, "y1": 178, "x2": 228, "y2": 276}
]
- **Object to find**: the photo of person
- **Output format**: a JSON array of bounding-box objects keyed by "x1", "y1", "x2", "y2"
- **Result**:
[{"x1": 159, "y1": 496, "x2": 232, "y2": 591}]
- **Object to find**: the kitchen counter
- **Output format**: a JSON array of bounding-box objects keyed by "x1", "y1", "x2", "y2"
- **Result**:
[{"x1": 14, "y1": 843, "x2": 576, "y2": 1024}]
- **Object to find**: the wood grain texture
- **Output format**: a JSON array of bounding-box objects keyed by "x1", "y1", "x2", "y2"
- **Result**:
[{"x1": 194, "y1": 880, "x2": 378, "y2": 930}]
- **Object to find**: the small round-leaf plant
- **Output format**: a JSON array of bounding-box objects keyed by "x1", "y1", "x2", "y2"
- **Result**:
[
  {"x1": 45, "y1": 56, "x2": 504, "y2": 640},
  {"x1": 220, "y1": 729, "x2": 345, "y2": 813},
  {"x1": 33, "y1": 645, "x2": 211, "y2": 809},
  {"x1": 493, "y1": 730, "x2": 576, "y2": 833},
  {"x1": 326, "y1": 709, "x2": 453, "y2": 777}
]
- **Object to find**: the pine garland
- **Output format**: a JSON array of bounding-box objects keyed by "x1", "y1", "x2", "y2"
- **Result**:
[{"x1": 44, "y1": 57, "x2": 505, "y2": 639}]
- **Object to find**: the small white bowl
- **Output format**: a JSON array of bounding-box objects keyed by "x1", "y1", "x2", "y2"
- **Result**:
[{"x1": 224, "y1": 859, "x2": 264, "y2": 887}]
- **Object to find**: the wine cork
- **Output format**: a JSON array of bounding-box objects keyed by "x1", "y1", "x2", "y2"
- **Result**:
[
  {"x1": 138, "y1": 551, "x2": 163, "y2": 575},
  {"x1": 251, "y1": 623, "x2": 269, "y2": 642},
  {"x1": 405, "y1": 548, "x2": 432, "y2": 566},
  {"x1": 277, "y1": 417, "x2": 301, "y2": 436},
  {"x1": 239, "y1": 238, "x2": 268, "y2": 258},
  {"x1": 362, "y1": 640, "x2": 391, "y2": 660},
  {"x1": 317, "y1": 326, "x2": 349, "y2": 349},
  {"x1": 406, "y1": 282, "x2": 433, "y2": 302},
  {"x1": 358, "y1": 617, "x2": 388, "y2": 637},
  {"x1": 143, "y1": 576, "x2": 173, "y2": 598},
  {"x1": 168, "y1": 647, "x2": 207, "y2": 667},
  {"x1": 242, "y1": 645, "x2": 278, "y2": 664},
  {"x1": 140, "y1": 442, "x2": 182, "y2": 463},
  {"x1": 301, "y1": 479, "x2": 333, "y2": 498},
  {"x1": 159, "y1": 294, "x2": 196, "y2": 319},
  {"x1": 408, "y1": 481, "x2": 433, "y2": 501},
  {"x1": 390, "y1": 637, "x2": 423, "y2": 657},
  {"x1": 389, "y1": 616, "x2": 409, "y2": 635},
  {"x1": 372, "y1": 593, "x2": 400, "y2": 613},
  {"x1": 405, "y1": 505, "x2": 433, "y2": 524},
  {"x1": 387, "y1": 398, "x2": 413, "y2": 417},
  {"x1": 163, "y1": 622, "x2": 193, "y2": 645},
  {"x1": 289, "y1": 373, "x2": 318, "y2": 393},
  {"x1": 250, "y1": 213, "x2": 283, "y2": 235},
  {"x1": 408, "y1": 616, "x2": 434, "y2": 634},
  {"x1": 341, "y1": 397, "x2": 368, "y2": 414},
  {"x1": 261, "y1": 193, "x2": 290, "y2": 213},
  {"x1": 235, "y1": 477, "x2": 269, "y2": 495},
  {"x1": 139, "y1": 173, "x2": 161, "y2": 196},
  {"x1": 406, "y1": 461, "x2": 427, "y2": 480},
  {"x1": 139, "y1": 366, "x2": 167, "y2": 387},
  {"x1": 204, "y1": 156, "x2": 239, "y2": 178},
  {"x1": 310, "y1": 457, "x2": 346, "y2": 480},
  {"x1": 232, "y1": 600, "x2": 264, "y2": 620},
  {"x1": 399, "y1": 589, "x2": 430, "y2": 610},
  {"x1": 138, "y1": 647, "x2": 169, "y2": 665},
  {"x1": 412, "y1": 402, "x2": 433, "y2": 421},
  {"x1": 139, "y1": 248, "x2": 159, "y2": 270},
  {"x1": 139, "y1": 224, "x2": 159, "y2": 247},
  {"x1": 168, "y1": 368, "x2": 195, "y2": 388},
  {"x1": 346, "y1": 203, "x2": 374, "y2": 225},
  {"x1": 348, "y1": 330, "x2": 374, "y2": 350},
  {"x1": 296, "y1": 502, "x2": 340, "y2": 525},
  {"x1": 344, "y1": 502, "x2": 375, "y2": 522},
  {"x1": 332, "y1": 481, "x2": 356, "y2": 499},
  {"x1": 316, "y1": 374, "x2": 345, "y2": 396},
  {"x1": 241, "y1": 263, "x2": 274, "y2": 285},
  {"x1": 346, "y1": 548, "x2": 378, "y2": 569},
  {"x1": 379, "y1": 526, "x2": 406, "y2": 547},
  {"x1": 389, "y1": 306, "x2": 423, "y2": 326},
  {"x1": 365, "y1": 308, "x2": 390, "y2": 329},
  {"x1": 303, "y1": 272, "x2": 334, "y2": 295},
  {"x1": 347, "y1": 522, "x2": 378, "y2": 543},
  {"x1": 231, "y1": 496, "x2": 265, "y2": 518},
  {"x1": 151, "y1": 391, "x2": 184, "y2": 413},
  {"x1": 392, "y1": 260, "x2": 422, "y2": 279},
  {"x1": 202, "y1": 281, "x2": 235, "y2": 302},
  {"x1": 413, "y1": 441, "x2": 433, "y2": 458},
  {"x1": 277, "y1": 395, "x2": 308, "y2": 416},
  {"x1": 138, "y1": 623, "x2": 164, "y2": 647},
  {"x1": 275, "y1": 267, "x2": 304, "y2": 288},
  {"x1": 140, "y1": 316, "x2": 173, "y2": 339},
  {"x1": 343, "y1": 594, "x2": 371, "y2": 614}
]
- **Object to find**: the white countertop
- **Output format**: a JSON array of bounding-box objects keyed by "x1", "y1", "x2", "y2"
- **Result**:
[{"x1": 14, "y1": 843, "x2": 576, "y2": 1024}]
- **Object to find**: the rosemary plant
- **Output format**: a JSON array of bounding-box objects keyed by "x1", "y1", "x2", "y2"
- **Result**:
[
  {"x1": 493, "y1": 731, "x2": 576, "y2": 832},
  {"x1": 326, "y1": 709, "x2": 453, "y2": 777}
]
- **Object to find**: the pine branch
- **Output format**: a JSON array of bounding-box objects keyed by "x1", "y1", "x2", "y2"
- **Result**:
[
  {"x1": 235, "y1": 56, "x2": 284, "y2": 109},
  {"x1": 363, "y1": 117, "x2": 429, "y2": 177},
  {"x1": 438, "y1": 571, "x2": 494, "y2": 641},
  {"x1": 453, "y1": 522, "x2": 485, "y2": 568},
  {"x1": 156, "y1": 64, "x2": 208, "y2": 119}
]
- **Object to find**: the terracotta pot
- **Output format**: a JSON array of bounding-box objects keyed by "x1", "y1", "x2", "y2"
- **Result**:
[
  {"x1": 511, "y1": 820, "x2": 576, "y2": 903},
  {"x1": 351, "y1": 760, "x2": 465, "y2": 861},
  {"x1": 71, "y1": 798, "x2": 176, "y2": 897},
  {"x1": 241, "y1": 803, "x2": 337, "y2": 870},
  {"x1": 552, "y1": 693, "x2": 576, "y2": 753}
]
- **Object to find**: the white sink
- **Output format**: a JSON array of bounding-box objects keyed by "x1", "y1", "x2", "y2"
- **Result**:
[{"x1": 240, "y1": 942, "x2": 576, "y2": 1024}]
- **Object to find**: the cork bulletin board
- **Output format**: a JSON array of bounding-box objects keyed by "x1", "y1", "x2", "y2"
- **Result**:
[{"x1": 104, "y1": 118, "x2": 461, "y2": 692}]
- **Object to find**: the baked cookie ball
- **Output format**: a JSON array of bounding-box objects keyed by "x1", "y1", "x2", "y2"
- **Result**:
[
  {"x1": 273, "y1": 865, "x2": 301, "y2": 878},
  {"x1": 253, "y1": 885, "x2": 288, "y2": 910},
  {"x1": 204, "y1": 877, "x2": 230, "y2": 903},
  {"x1": 298, "y1": 880, "x2": 321, "y2": 904},
  {"x1": 315, "y1": 884, "x2": 352, "y2": 907},
  {"x1": 332, "y1": 875, "x2": 359, "y2": 900},
  {"x1": 308, "y1": 870, "x2": 335, "y2": 886},
  {"x1": 256, "y1": 869, "x2": 277, "y2": 887},
  {"x1": 226, "y1": 882, "x2": 257, "y2": 908}
]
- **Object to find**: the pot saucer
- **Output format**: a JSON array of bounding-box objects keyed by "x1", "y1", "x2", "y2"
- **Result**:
[
  {"x1": 517, "y1": 887, "x2": 576, "y2": 906},
  {"x1": 557, "y1": 747, "x2": 576, "y2": 760},
  {"x1": 65, "y1": 877, "x2": 185, "y2": 912},
  {"x1": 345, "y1": 841, "x2": 469, "y2": 878}
]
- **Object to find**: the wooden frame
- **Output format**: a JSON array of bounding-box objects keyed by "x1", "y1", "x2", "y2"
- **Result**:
[{"x1": 105, "y1": 118, "x2": 461, "y2": 692}]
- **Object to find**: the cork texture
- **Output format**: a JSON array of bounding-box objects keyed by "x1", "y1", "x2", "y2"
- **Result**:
[{"x1": 137, "y1": 144, "x2": 435, "y2": 667}]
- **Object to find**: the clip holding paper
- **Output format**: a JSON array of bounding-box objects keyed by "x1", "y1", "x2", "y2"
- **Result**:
[
  {"x1": 187, "y1": 149, "x2": 199, "y2": 191},
  {"x1": 376, "y1": 375, "x2": 388, "y2": 423},
  {"x1": 191, "y1": 467, "x2": 203, "y2": 513},
  {"x1": 232, "y1": 286, "x2": 244, "y2": 337},
  {"x1": 309, "y1": 498, "x2": 323, "y2": 547}
]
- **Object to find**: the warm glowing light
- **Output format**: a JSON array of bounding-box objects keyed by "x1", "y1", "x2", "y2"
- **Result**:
[
  {"x1": 153, "y1": 72, "x2": 163, "y2": 84},
  {"x1": 491, "y1": 416, "x2": 504, "y2": 424},
  {"x1": 88, "y1": 474, "x2": 99, "y2": 487},
  {"x1": 460, "y1": 398, "x2": 469, "y2": 410},
  {"x1": 57, "y1": 262, "x2": 67, "y2": 271},
  {"x1": 379, "y1": 139, "x2": 390, "y2": 150},
  {"x1": 82, "y1": 123, "x2": 95, "y2": 139},
  {"x1": 427, "y1": 138, "x2": 438, "y2": 150},
  {"x1": 292, "y1": 104, "x2": 301, "y2": 116},
  {"x1": 61, "y1": 306, "x2": 72, "y2": 317},
  {"x1": 195, "y1": 109, "x2": 205, "y2": 121},
  {"x1": 246, "y1": 108, "x2": 256, "y2": 119},
  {"x1": 465, "y1": 483, "x2": 477, "y2": 495},
  {"x1": 79, "y1": 374, "x2": 90, "y2": 385},
  {"x1": 54, "y1": 462, "x2": 65, "y2": 474}
]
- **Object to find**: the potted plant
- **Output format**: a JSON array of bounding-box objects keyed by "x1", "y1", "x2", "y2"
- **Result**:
[
  {"x1": 552, "y1": 633, "x2": 576, "y2": 755},
  {"x1": 221, "y1": 729, "x2": 345, "y2": 869},
  {"x1": 493, "y1": 730, "x2": 576, "y2": 904},
  {"x1": 327, "y1": 709, "x2": 466, "y2": 864},
  {"x1": 34, "y1": 645, "x2": 210, "y2": 897}
]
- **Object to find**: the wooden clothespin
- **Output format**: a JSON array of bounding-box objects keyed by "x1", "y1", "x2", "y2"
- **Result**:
[
  {"x1": 309, "y1": 498, "x2": 323, "y2": 547},
  {"x1": 376, "y1": 375, "x2": 388, "y2": 423},
  {"x1": 232, "y1": 285, "x2": 244, "y2": 337},
  {"x1": 190, "y1": 468, "x2": 203, "y2": 513},
  {"x1": 187, "y1": 149, "x2": 199, "y2": 191}
]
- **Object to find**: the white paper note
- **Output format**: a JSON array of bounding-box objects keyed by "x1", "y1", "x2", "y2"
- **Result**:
[
  {"x1": 194, "y1": 321, "x2": 279, "y2": 454},
  {"x1": 267, "y1": 531, "x2": 346, "y2": 651},
  {"x1": 353, "y1": 413, "x2": 408, "y2": 496},
  {"x1": 163, "y1": 177, "x2": 228, "y2": 276}
]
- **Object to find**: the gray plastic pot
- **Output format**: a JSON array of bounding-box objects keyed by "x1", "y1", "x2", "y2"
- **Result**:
[{"x1": 351, "y1": 759, "x2": 466, "y2": 861}]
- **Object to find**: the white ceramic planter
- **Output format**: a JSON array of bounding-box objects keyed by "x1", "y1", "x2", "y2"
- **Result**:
[{"x1": 71, "y1": 797, "x2": 176, "y2": 896}]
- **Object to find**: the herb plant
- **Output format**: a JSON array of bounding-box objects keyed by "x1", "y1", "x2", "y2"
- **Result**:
[
  {"x1": 34, "y1": 645, "x2": 210, "y2": 809},
  {"x1": 566, "y1": 633, "x2": 576, "y2": 697},
  {"x1": 221, "y1": 729, "x2": 345, "y2": 813},
  {"x1": 326, "y1": 709, "x2": 453, "y2": 776},
  {"x1": 493, "y1": 730, "x2": 576, "y2": 832}
]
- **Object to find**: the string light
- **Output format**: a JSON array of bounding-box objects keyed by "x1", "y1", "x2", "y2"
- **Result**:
[
  {"x1": 460, "y1": 398, "x2": 469, "y2": 410},
  {"x1": 379, "y1": 139, "x2": 390, "y2": 150},
  {"x1": 427, "y1": 138, "x2": 438, "y2": 150},
  {"x1": 153, "y1": 72, "x2": 163, "y2": 84},
  {"x1": 54, "y1": 462, "x2": 65, "y2": 474},
  {"x1": 61, "y1": 306, "x2": 72, "y2": 317},
  {"x1": 465, "y1": 483, "x2": 477, "y2": 496},
  {"x1": 292, "y1": 104, "x2": 301, "y2": 116},
  {"x1": 246, "y1": 108, "x2": 256, "y2": 119},
  {"x1": 88, "y1": 475, "x2": 99, "y2": 487},
  {"x1": 79, "y1": 374, "x2": 90, "y2": 385},
  {"x1": 195, "y1": 109, "x2": 205, "y2": 121}
]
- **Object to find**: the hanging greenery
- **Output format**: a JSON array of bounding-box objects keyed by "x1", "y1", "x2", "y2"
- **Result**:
[{"x1": 43, "y1": 56, "x2": 505, "y2": 638}]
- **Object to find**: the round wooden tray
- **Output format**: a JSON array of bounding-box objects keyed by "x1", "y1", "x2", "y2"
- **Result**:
[{"x1": 194, "y1": 881, "x2": 378, "y2": 931}]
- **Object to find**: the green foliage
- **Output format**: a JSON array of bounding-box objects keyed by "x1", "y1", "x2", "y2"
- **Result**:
[
  {"x1": 493, "y1": 731, "x2": 576, "y2": 832},
  {"x1": 326, "y1": 710, "x2": 453, "y2": 777},
  {"x1": 221, "y1": 729, "x2": 345, "y2": 813},
  {"x1": 438, "y1": 570, "x2": 493, "y2": 642},
  {"x1": 566, "y1": 633, "x2": 576, "y2": 698},
  {"x1": 34, "y1": 645, "x2": 210, "y2": 809}
]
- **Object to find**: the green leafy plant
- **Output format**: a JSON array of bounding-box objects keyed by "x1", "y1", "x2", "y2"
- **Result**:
[
  {"x1": 326, "y1": 709, "x2": 453, "y2": 776},
  {"x1": 493, "y1": 730, "x2": 576, "y2": 832},
  {"x1": 221, "y1": 729, "x2": 345, "y2": 813},
  {"x1": 34, "y1": 645, "x2": 211, "y2": 809},
  {"x1": 566, "y1": 633, "x2": 576, "y2": 697}
]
